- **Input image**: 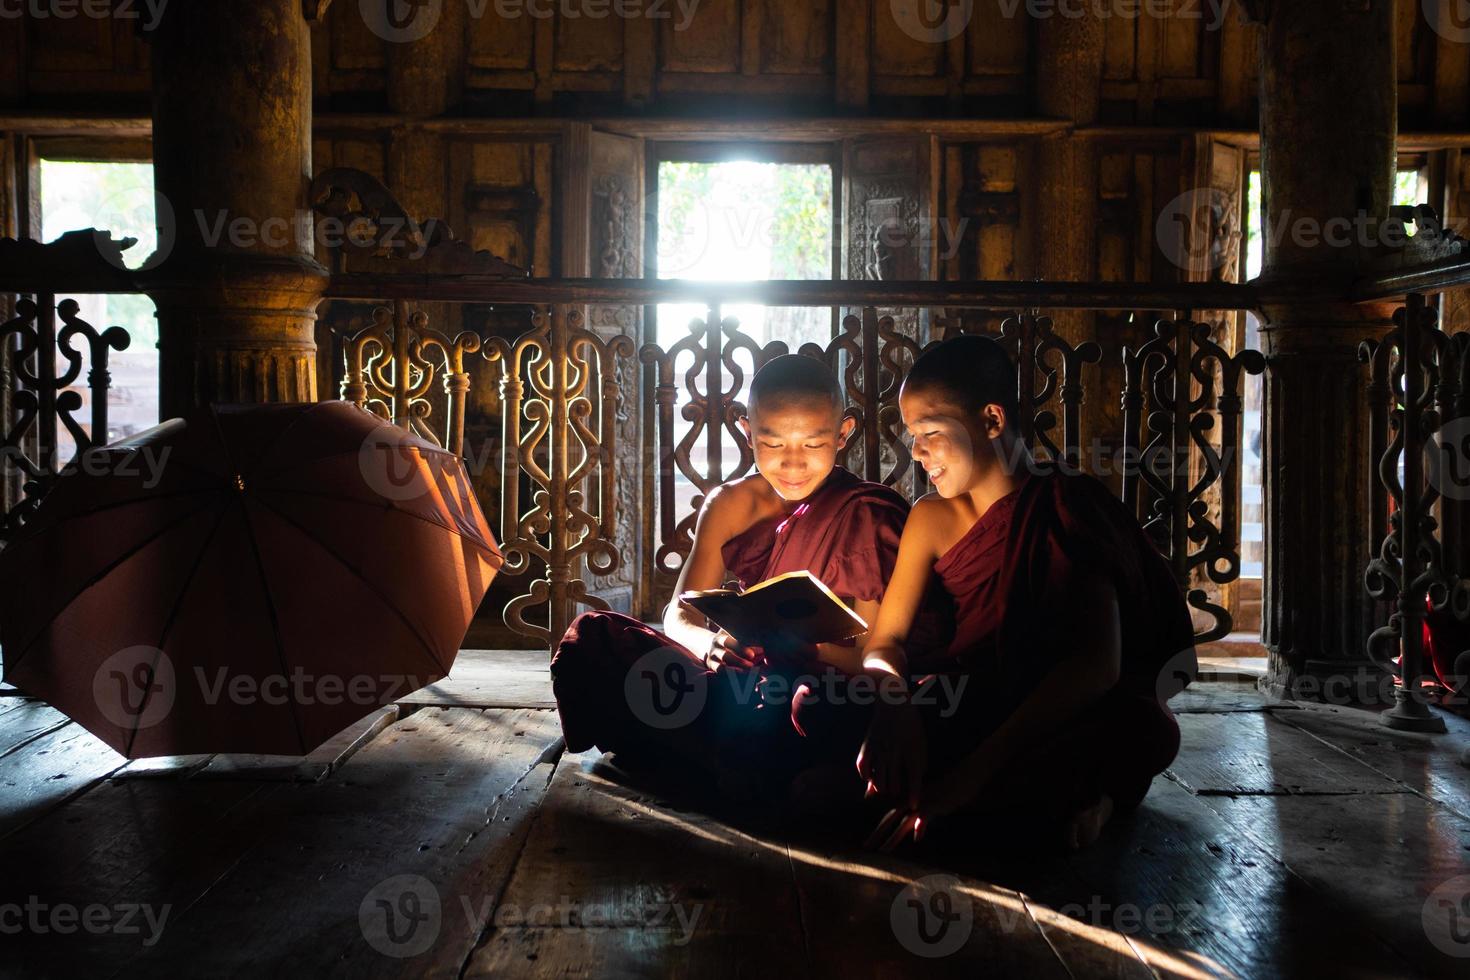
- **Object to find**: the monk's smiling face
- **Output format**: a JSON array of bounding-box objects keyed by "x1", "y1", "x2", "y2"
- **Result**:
[
  {"x1": 899, "y1": 387, "x2": 1006, "y2": 499},
  {"x1": 740, "y1": 396, "x2": 855, "y2": 502}
]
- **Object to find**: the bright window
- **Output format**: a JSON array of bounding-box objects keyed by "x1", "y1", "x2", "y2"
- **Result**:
[
  {"x1": 655, "y1": 159, "x2": 835, "y2": 512},
  {"x1": 38, "y1": 160, "x2": 160, "y2": 463}
]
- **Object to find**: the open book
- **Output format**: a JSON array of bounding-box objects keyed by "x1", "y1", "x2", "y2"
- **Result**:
[{"x1": 678, "y1": 570, "x2": 868, "y2": 649}]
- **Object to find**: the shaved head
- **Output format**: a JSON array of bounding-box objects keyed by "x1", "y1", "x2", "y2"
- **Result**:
[
  {"x1": 749, "y1": 354, "x2": 844, "y2": 418},
  {"x1": 903, "y1": 335, "x2": 1019, "y2": 427}
]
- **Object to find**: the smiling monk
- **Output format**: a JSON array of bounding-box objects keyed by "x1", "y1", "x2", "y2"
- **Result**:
[
  {"x1": 551, "y1": 355, "x2": 928, "y2": 787},
  {"x1": 855, "y1": 335, "x2": 1197, "y2": 851}
]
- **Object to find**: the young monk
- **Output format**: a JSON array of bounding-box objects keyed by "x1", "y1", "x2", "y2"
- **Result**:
[
  {"x1": 551, "y1": 354, "x2": 925, "y2": 779},
  {"x1": 850, "y1": 335, "x2": 1197, "y2": 851}
]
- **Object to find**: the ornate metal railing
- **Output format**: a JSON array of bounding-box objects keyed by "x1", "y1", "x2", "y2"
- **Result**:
[
  {"x1": 1123, "y1": 318, "x2": 1265, "y2": 642},
  {"x1": 1362, "y1": 293, "x2": 1470, "y2": 731},
  {"x1": 0, "y1": 294, "x2": 130, "y2": 541},
  {"x1": 339, "y1": 303, "x2": 480, "y2": 453}
]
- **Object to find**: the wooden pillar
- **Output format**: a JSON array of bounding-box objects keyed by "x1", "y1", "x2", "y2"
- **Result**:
[
  {"x1": 147, "y1": 0, "x2": 327, "y2": 417},
  {"x1": 1255, "y1": 0, "x2": 1399, "y2": 706},
  {"x1": 1032, "y1": 8, "x2": 1104, "y2": 427}
]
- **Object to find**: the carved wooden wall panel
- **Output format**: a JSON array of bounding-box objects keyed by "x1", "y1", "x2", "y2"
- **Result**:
[
  {"x1": 843, "y1": 134, "x2": 934, "y2": 492},
  {"x1": 6, "y1": 2, "x2": 1470, "y2": 124},
  {"x1": 939, "y1": 141, "x2": 1032, "y2": 285},
  {"x1": 870, "y1": 2, "x2": 945, "y2": 81},
  {"x1": 661, "y1": 0, "x2": 741, "y2": 74},
  {"x1": 555, "y1": 15, "x2": 625, "y2": 73},
  {"x1": 757, "y1": 0, "x2": 834, "y2": 75},
  {"x1": 1100, "y1": 7, "x2": 1225, "y2": 123},
  {"x1": 449, "y1": 140, "x2": 555, "y2": 276},
  {"x1": 21, "y1": 14, "x2": 148, "y2": 96},
  {"x1": 315, "y1": 0, "x2": 387, "y2": 99},
  {"x1": 469, "y1": 8, "x2": 536, "y2": 72}
]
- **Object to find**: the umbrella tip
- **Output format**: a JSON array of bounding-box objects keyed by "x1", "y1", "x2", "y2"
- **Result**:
[{"x1": 235, "y1": 474, "x2": 246, "y2": 492}]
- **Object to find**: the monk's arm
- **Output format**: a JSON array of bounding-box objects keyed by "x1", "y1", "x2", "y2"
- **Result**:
[
  {"x1": 860, "y1": 501, "x2": 942, "y2": 682},
  {"x1": 662, "y1": 486, "x2": 741, "y2": 655},
  {"x1": 947, "y1": 574, "x2": 1123, "y2": 799},
  {"x1": 813, "y1": 598, "x2": 881, "y2": 675}
]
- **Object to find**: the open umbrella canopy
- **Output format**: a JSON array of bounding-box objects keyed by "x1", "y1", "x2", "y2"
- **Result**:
[{"x1": 0, "y1": 401, "x2": 503, "y2": 758}]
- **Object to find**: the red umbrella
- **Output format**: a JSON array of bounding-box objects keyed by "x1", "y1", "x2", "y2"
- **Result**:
[{"x1": 0, "y1": 402, "x2": 503, "y2": 757}]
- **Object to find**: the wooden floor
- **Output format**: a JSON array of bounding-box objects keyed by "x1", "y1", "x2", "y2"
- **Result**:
[{"x1": 2, "y1": 655, "x2": 1469, "y2": 979}]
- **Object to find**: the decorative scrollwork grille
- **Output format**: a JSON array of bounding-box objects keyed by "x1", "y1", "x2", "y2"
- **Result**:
[{"x1": 0, "y1": 295, "x2": 129, "y2": 541}]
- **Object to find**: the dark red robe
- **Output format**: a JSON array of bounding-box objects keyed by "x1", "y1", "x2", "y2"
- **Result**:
[
  {"x1": 915, "y1": 470, "x2": 1196, "y2": 812},
  {"x1": 550, "y1": 468, "x2": 913, "y2": 760}
]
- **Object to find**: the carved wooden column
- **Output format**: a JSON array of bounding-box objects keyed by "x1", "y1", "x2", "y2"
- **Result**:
[
  {"x1": 1254, "y1": 0, "x2": 1403, "y2": 713},
  {"x1": 146, "y1": 0, "x2": 328, "y2": 417},
  {"x1": 1032, "y1": 8, "x2": 1104, "y2": 438}
]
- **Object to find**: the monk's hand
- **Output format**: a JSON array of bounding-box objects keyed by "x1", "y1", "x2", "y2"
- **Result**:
[
  {"x1": 706, "y1": 631, "x2": 761, "y2": 672},
  {"x1": 856, "y1": 679, "x2": 927, "y2": 810},
  {"x1": 760, "y1": 635, "x2": 821, "y2": 671},
  {"x1": 864, "y1": 762, "x2": 988, "y2": 853}
]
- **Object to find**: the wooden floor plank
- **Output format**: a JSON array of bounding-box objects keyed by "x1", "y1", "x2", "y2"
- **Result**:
[
  {"x1": 1194, "y1": 791, "x2": 1470, "y2": 978},
  {"x1": 465, "y1": 750, "x2": 810, "y2": 979},
  {"x1": 1271, "y1": 702, "x2": 1470, "y2": 820},
  {"x1": 111, "y1": 708, "x2": 562, "y2": 980},
  {"x1": 1168, "y1": 712, "x2": 1405, "y2": 796},
  {"x1": 1028, "y1": 776, "x2": 1415, "y2": 980},
  {"x1": 194, "y1": 704, "x2": 400, "y2": 781},
  {"x1": 0, "y1": 722, "x2": 127, "y2": 841},
  {"x1": 785, "y1": 844, "x2": 1076, "y2": 979},
  {"x1": 0, "y1": 702, "x2": 72, "y2": 756},
  {"x1": 1168, "y1": 681, "x2": 1297, "y2": 715}
]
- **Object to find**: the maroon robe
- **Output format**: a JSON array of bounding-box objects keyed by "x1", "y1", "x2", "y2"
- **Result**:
[
  {"x1": 550, "y1": 468, "x2": 912, "y2": 759},
  {"x1": 916, "y1": 470, "x2": 1196, "y2": 811}
]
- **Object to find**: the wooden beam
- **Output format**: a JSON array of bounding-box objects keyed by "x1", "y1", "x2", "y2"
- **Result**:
[
  {"x1": 834, "y1": 0, "x2": 871, "y2": 111},
  {"x1": 320, "y1": 275, "x2": 1261, "y2": 310}
]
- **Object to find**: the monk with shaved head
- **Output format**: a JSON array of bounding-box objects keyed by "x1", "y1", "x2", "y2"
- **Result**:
[
  {"x1": 552, "y1": 354, "x2": 934, "y2": 790},
  {"x1": 855, "y1": 335, "x2": 1197, "y2": 851}
]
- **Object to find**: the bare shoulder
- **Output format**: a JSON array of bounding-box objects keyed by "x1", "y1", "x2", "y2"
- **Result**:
[
  {"x1": 909, "y1": 492, "x2": 957, "y2": 526},
  {"x1": 697, "y1": 475, "x2": 768, "y2": 536},
  {"x1": 901, "y1": 493, "x2": 958, "y2": 555}
]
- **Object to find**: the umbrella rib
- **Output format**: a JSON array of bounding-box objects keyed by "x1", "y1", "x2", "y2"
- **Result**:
[
  {"x1": 257, "y1": 486, "x2": 498, "y2": 554},
  {"x1": 3, "y1": 499, "x2": 224, "y2": 678},
  {"x1": 13, "y1": 487, "x2": 223, "y2": 532},
  {"x1": 246, "y1": 495, "x2": 455, "y2": 680},
  {"x1": 123, "y1": 504, "x2": 231, "y2": 759},
  {"x1": 238, "y1": 497, "x2": 310, "y2": 756}
]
